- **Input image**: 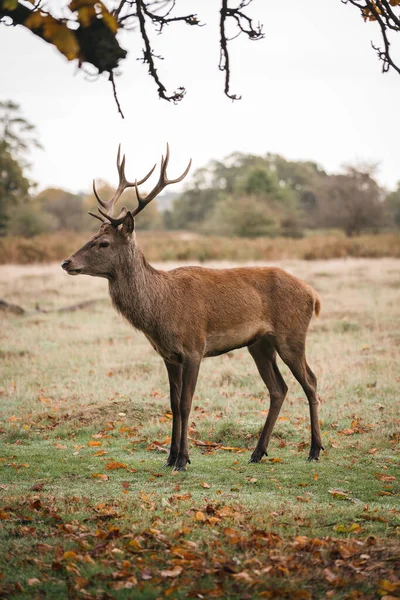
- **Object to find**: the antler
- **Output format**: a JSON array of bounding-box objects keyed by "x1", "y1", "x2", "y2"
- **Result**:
[
  {"x1": 131, "y1": 143, "x2": 192, "y2": 218},
  {"x1": 89, "y1": 145, "x2": 156, "y2": 227},
  {"x1": 89, "y1": 144, "x2": 191, "y2": 228}
]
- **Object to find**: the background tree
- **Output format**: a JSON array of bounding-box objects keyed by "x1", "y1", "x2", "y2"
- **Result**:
[
  {"x1": 0, "y1": 100, "x2": 42, "y2": 160},
  {"x1": 0, "y1": 145, "x2": 30, "y2": 234},
  {"x1": 1, "y1": 1, "x2": 399, "y2": 115},
  {"x1": 317, "y1": 165, "x2": 384, "y2": 237},
  {"x1": 384, "y1": 183, "x2": 400, "y2": 228},
  {"x1": 36, "y1": 188, "x2": 86, "y2": 232},
  {"x1": 0, "y1": 101, "x2": 40, "y2": 235},
  {"x1": 166, "y1": 153, "x2": 322, "y2": 237}
]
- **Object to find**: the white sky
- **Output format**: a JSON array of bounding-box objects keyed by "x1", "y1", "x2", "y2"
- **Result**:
[{"x1": 1, "y1": 0, "x2": 399, "y2": 194}]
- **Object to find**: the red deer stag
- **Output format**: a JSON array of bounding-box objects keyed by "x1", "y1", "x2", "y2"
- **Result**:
[{"x1": 62, "y1": 145, "x2": 323, "y2": 471}]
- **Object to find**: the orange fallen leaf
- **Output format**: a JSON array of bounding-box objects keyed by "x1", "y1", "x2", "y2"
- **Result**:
[
  {"x1": 106, "y1": 461, "x2": 129, "y2": 470},
  {"x1": 62, "y1": 551, "x2": 78, "y2": 560},
  {"x1": 269, "y1": 457, "x2": 283, "y2": 463},
  {"x1": 91, "y1": 474, "x2": 109, "y2": 481},
  {"x1": 88, "y1": 441, "x2": 102, "y2": 447},
  {"x1": 375, "y1": 473, "x2": 396, "y2": 482},
  {"x1": 195, "y1": 511, "x2": 206, "y2": 522},
  {"x1": 200, "y1": 481, "x2": 211, "y2": 489}
]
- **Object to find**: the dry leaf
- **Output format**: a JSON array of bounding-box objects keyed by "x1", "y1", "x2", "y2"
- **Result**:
[{"x1": 160, "y1": 565, "x2": 183, "y2": 578}]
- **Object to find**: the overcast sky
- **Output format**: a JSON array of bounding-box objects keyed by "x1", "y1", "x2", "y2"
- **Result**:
[{"x1": 1, "y1": 0, "x2": 399, "y2": 195}]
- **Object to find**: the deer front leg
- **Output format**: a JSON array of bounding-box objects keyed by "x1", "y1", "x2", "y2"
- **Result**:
[
  {"x1": 174, "y1": 358, "x2": 201, "y2": 472},
  {"x1": 164, "y1": 361, "x2": 183, "y2": 467}
]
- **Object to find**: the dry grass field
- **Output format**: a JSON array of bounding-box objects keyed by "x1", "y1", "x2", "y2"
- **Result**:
[
  {"x1": 1, "y1": 231, "x2": 400, "y2": 264},
  {"x1": 0, "y1": 258, "x2": 399, "y2": 599}
]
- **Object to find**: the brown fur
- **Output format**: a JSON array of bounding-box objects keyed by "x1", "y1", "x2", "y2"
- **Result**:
[{"x1": 62, "y1": 204, "x2": 324, "y2": 470}]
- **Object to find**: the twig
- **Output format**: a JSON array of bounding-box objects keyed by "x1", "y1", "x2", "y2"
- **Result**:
[
  {"x1": 109, "y1": 71, "x2": 125, "y2": 118},
  {"x1": 219, "y1": 0, "x2": 264, "y2": 101},
  {"x1": 135, "y1": 0, "x2": 185, "y2": 102}
]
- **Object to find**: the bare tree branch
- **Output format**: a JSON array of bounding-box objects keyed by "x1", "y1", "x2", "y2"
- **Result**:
[
  {"x1": 135, "y1": 0, "x2": 185, "y2": 102},
  {"x1": 343, "y1": 0, "x2": 400, "y2": 74},
  {"x1": 219, "y1": 0, "x2": 264, "y2": 101}
]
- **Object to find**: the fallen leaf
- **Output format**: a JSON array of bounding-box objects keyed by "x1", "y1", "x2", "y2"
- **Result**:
[
  {"x1": 62, "y1": 551, "x2": 78, "y2": 561},
  {"x1": 91, "y1": 474, "x2": 109, "y2": 481},
  {"x1": 375, "y1": 473, "x2": 396, "y2": 482},
  {"x1": 88, "y1": 441, "x2": 102, "y2": 447},
  {"x1": 106, "y1": 461, "x2": 129, "y2": 470},
  {"x1": 160, "y1": 565, "x2": 183, "y2": 578},
  {"x1": 200, "y1": 481, "x2": 211, "y2": 489},
  {"x1": 333, "y1": 523, "x2": 362, "y2": 533},
  {"x1": 30, "y1": 482, "x2": 44, "y2": 492}
]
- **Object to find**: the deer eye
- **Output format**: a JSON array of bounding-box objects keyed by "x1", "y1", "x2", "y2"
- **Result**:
[{"x1": 99, "y1": 241, "x2": 110, "y2": 248}]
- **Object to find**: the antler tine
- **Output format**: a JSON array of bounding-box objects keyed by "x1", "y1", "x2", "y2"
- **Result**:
[
  {"x1": 92, "y1": 180, "x2": 108, "y2": 210},
  {"x1": 131, "y1": 144, "x2": 191, "y2": 218},
  {"x1": 88, "y1": 210, "x2": 105, "y2": 223},
  {"x1": 98, "y1": 206, "x2": 128, "y2": 227}
]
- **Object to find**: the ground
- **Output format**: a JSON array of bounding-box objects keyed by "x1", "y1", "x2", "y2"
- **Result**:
[{"x1": 0, "y1": 258, "x2": 399, "y2": 599}]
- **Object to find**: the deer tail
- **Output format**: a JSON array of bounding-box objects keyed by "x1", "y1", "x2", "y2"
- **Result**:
[{"x1": 314, "y1": 294, "x2": 321, "y2": 318}]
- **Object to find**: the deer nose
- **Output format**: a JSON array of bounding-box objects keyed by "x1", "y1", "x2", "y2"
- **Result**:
[{"x1": 61, "y1": 260, "x2": 70, "y2": 270}]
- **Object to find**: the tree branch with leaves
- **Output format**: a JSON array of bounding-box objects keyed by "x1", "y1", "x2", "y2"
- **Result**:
[{"x1": 1, "y1": 0, "x2": 400, "y2": 117}]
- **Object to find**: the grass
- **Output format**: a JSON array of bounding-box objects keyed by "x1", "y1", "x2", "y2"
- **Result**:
[
  {"x1": 0, "y1": 258, "x2": 399, "y2": 599},
  {"x1": 1, "y1": 230, "x2": 400, "y2": 264}
]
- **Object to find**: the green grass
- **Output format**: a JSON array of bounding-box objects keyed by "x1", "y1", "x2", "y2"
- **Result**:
[{"x1": 0, "y1": 258, "x2": 399, "y2": 599}]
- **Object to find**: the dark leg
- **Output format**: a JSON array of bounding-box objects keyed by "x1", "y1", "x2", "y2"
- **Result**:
[
  {"x1": 164, "y1": 360, "x2": 183, "y2": 467},
  {"x1": 248, "y1": 339, "x2": 288, "y2": 463},
  {"x1": 174, "y1": 358, "x2": 201, "y2": 471},
  {"x1": 278, "y1": 346, "x2": 323, "y2": 461}
]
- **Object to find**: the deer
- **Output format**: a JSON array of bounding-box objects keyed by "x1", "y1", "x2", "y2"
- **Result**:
[{"x1": 61, "y1": 145, "x2": 323, "y2": 471}]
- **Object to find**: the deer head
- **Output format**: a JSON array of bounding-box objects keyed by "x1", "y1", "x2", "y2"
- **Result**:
[{"x1": 61, "y1": 145, "x2": 191, "y2": 279}]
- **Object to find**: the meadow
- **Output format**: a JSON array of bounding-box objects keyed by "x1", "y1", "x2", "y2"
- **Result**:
[
  {"x1": 1, "y1": 230, "x2": 400, "y2": 264},
  {"x1": 0, "y1": 257, "x2": 399, "y2": 599}
]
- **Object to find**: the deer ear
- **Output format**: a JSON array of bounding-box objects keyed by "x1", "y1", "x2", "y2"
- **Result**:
[{"x1": 121, "y1": 211, "x2": 135, "y2": 236}]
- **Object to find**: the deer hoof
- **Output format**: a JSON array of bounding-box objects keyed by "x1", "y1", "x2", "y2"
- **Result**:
[
  {"x1": 248, "y1": 450, "x2": 268, "y2": 464},
  {"x1": 173, "y1": 463, "x2": 187, "y2": 472},
  {"x1": 308, "y1": 445, "x2": 324, "y2": 461},
  {"x1": 173, "y1": 455, "x2": 190, "y2": 471}
]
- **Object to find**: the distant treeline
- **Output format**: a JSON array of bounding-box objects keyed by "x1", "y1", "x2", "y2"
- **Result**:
[
  {"x1": 2, "y1": 151, "x2": 400, "y2": 239},
  {"x1": 1, "y1": 101, "x2": 400, "y2": 240}
]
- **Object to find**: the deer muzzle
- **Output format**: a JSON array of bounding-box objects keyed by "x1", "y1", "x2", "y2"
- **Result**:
[{"x1": 61, "y1": 259, "x2": 82, "y2": 276}]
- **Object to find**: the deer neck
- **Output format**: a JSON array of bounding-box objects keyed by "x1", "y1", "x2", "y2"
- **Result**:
[{"x1": 108, "y1": 244, "x2": 165, "y2": 335}]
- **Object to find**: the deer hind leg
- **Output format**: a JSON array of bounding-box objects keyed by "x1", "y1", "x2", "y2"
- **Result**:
[
  {"x1": 248, "y1": 338, "x2": 288, "y2": 464},
  {"x1": 164, "y1": 360, "x2": 183, "y2": 467},
  {"x1": 278, "y1": 342, "x2": 324, "y2": 461},
  {"x1": 174, "y1": 357, "x2": 201, "y2": 471}
]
